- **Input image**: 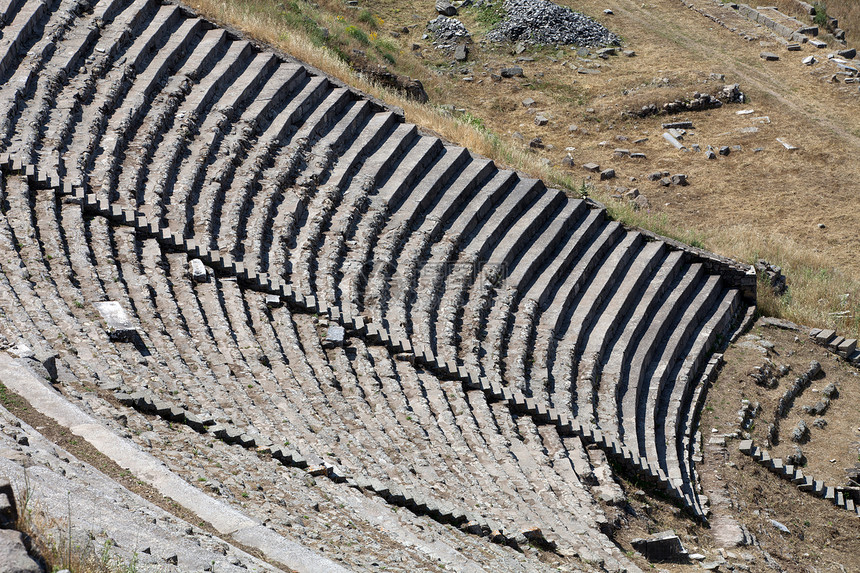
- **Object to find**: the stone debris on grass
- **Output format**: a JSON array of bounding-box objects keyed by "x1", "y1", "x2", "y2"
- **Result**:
[
  {"x1": 662, "y1": 132, "x2": 686, "y2": 150},
  {"x1": 776, "y1": 138, "x2": 797, "y2": 150},
  {"x1": 500, "y1": 65, "x2": 524, "y2": 77},
  {"x1": 485, "y1": 0, "x2": 620, "y2": 47}
]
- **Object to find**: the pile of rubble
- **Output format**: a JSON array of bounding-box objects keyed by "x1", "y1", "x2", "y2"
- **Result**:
[
  {"x1": 628, "y1": 84, "x2": 746, "y2": 117},
  {"x1": 426, "y1": 15, "x2": 471, "y2": 47},
  {"x1": 485, "y1": 0, "x2": 620, "y2": 47}
]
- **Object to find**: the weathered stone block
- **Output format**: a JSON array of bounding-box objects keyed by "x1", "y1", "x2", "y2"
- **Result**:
[
  {"x1": 631, "y1": 531, "x2": 688, "y2": 562},
  {"x1": 93, "y1": 301, "x2": 136, "y2": 341},
  {"x1": 325, "y1": 325, "x2": 345, "y2": 347}
]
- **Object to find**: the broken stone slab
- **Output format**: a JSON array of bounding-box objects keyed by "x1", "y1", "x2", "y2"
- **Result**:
[
  {"x1": 837, "y1": 338, "x2": 857, "y2": 356},
  {"x1": 631, "y1": 530, "x2": 688, "y2": 562},
  {"x1": 599, "y1": 168, "x2": 616, "y2": 180},
  {"x1": 93, "y1": 301, "x2": 136, "y2": 341},
  {"x1": 662, "y1": 121, "x2": 693, "y2": 129},
  {"x1": 809, "y1": 38, "x2": 827, "y2": 48},
  {"x1": 0, "y1": 479, "x2": 17, "y2": 526},
  {"x1": 671, "y1": 173, "x2": 688, "y2": 186},
  {"x1": 719, "y1": 145, "x2": 731, "y2": 156},
  {"x1": 662, "y1": 132, "x2": 687, "y2": 150},
  {"x1": 189, "y1": 258, "x2": 208, "y2": 282},
  {"x1": 814, "y1": 329, "x2": 836, "y2": 343},
  {"x1": 760, "y1": 51, "x2": 780, "y2": 61},
  {"x1": 454, "y1": 43, "x2": 468, "y2": 61},
  {"x1": 776, "y1": 137, "x2": 797, "y2": 150},
  {"x1": 521, "y1": 97, "x2": 535, "y2": 108},
  {"x1": 325, "y1": 325, "x2": 345, "y2": 347},
  {"x1": 0, "y1": 529, "x2": 42, "y2": 573},
  {"x1": 787, "y1": 43, "x2": 801, "y2": 51},
  {"x1": 534, "y1": 114, "x2": 548, "y2": 126},
  {"x1": 582, "y1": 162, "x2": 600, "y2": 172},
  {"x1": 838, "y1": 48, "x2": 857, "y2": 59},
  {"x1": 500, "y1": 66, "x2": 524, "y2": 78}
]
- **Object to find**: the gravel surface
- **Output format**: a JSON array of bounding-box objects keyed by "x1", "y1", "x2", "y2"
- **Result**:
[{"x1": 486, "y1": 0, "x2": 620, "y2": 47}]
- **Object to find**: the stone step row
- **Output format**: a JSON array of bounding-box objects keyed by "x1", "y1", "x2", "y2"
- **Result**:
[
  {"x1": 808, "y1": 328, "x2": 860, "y2": 364},
  {"x1": 739, "y1": 440, "x2": 860, "y2": 516},
  {"x1": 53, "y1": 167, "x2": 696, "y2": 516},
  {"x1": 10, "y1": 156, "x2": 608, "y2": 555},
  {"x1": 0, "y1": 0, "x2": 755, "y2": 525},
  {"x1": 1, "y1": 158, "x2": 713, "y2": 519},
  {"x1": 0, "y1": 153, "x2": 58, "y2": 187},
  {"x1": 113, "y1": 387, "x2": 555, "y2": 549},
  {"x1": 734, "y1": 3, "x2": 814, "y2": 44},
  {"x1": 0, "y1": 0, "x2": 48, "y2": 80}
]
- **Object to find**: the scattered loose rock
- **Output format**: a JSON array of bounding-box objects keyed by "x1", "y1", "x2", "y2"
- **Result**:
[
  {"x1": 790, "y1": 420, "x2": 809, "y2": 443},
  {"x1": 631, "y1": 531, "x2": 688, "y2": 562},
  {"x1": 671, "y1": 173, "x2": 688, "y2": 186},
  {"x1": 754, "y1": 260, "x2": 786, "y2": 295},
  {"x1": 500, "y1": 66, "x2": 524, "y2": 78}
]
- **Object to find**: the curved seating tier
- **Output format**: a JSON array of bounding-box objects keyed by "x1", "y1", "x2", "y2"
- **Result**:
[{"x1": 0, "y1": 0, "x2": 754, "y2": 557}]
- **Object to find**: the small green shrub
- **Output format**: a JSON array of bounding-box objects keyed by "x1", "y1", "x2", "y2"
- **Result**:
[
  {"x1": 345, "y1": 25, "x2": 370, "y2": 45},
  {"x1": 813, "y1": 2, "x2": 828, "y2": 27},
  {"x1": 358, "y1": 9, "x2": 378, "y2": 28},
  {"x1": 470, "y1": 3, "x2": 505, "y2": 28}
]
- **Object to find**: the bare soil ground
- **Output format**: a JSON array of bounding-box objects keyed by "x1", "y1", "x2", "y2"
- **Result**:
[
  {"x1": 597, "y1": 318, "x2": 860, "y2": 573},
  {"x1": 708, "y1": 319, "x2": 860, "y2": 489},
  {"x1": 697, "y1": 318, "x2": 860, "y2": 572}
]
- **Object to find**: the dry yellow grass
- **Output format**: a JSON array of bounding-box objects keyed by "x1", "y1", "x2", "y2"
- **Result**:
[
  {"x1": 186, "y1": 0, "x2": 860, "y2": 337},
  {"x1": 711, "y1": 225, "x2": 860, "y2": 335}
]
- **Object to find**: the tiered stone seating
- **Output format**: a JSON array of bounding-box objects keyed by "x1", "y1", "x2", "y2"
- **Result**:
[{"x1": 0, "y1": 0, "x2": 757, "y2": 567}]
